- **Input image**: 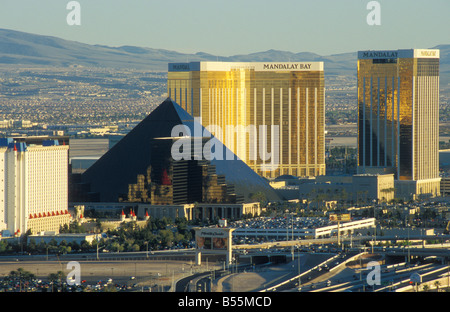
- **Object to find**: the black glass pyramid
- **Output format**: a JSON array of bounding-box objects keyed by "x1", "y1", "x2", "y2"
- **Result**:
[{"x1": 80, "y1": 98, "x2": 281, "y2": 203}]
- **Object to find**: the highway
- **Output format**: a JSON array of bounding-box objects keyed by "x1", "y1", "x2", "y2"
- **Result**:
[
  {"x1": 260, "y1": 252, "x2": 357, "y2": 292},
  {"x1": 3, "y1": 235, "x2": 449, "y2": 293},
  {"x1": 303, "y1": 261, "x2": 450, "y2": 293},
  {"x1": 0, "y1": 248, "x2": 198, "y2": 262}
]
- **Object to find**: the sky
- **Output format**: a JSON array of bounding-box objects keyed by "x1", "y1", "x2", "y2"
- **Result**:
[{"x1": 0, "y1": 0, "x2": 448, "y2": 56}]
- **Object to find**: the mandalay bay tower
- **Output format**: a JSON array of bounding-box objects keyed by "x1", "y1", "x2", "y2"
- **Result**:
[
  {"x1": 167, "y1": 62, "x2": 325, "y2": 179},
  {"x1": 357, "y1": 49, "x2": 440, "y2": 198}
]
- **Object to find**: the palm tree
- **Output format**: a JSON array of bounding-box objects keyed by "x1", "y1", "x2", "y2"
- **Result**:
[
  {"x1": 8, "y1": 268, "x2": 35, "y2": 292},
  {"x1": 434, "y1": 281, "x2": 441, "y2": 292},
  {"x1": 48, "y1": 271, "x2": 66, "y2": 292}
]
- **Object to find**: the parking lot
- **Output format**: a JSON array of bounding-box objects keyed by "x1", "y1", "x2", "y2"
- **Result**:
[
  {"x1": 230, "y1": 216, "x2": 336, "y2": 244},
  {"x1": 0, "y1": 259, "x2": 211, "y2": 292}
]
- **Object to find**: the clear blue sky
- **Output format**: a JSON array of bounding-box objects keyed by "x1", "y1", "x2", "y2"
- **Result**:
[{"x1": 0, "y1": 0, "x2": 448, "y2": 56}]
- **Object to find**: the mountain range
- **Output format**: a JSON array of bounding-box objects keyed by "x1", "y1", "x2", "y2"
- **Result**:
[{"x1": 0, "y1": 28, "x2": 448, "y2": 90}]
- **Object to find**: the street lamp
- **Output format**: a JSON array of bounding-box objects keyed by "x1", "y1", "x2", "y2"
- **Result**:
[
  {"x1": 407, "y1": 227, "x2": 410, "y2": 265},
  {"x1": 297, "y1": 248, "x2": 301, "y2": 292}
]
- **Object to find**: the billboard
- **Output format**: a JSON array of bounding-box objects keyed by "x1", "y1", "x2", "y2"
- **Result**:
[
  {"x1": 194, "y1": 227, "x2": 235, "y2": 265},
  {"x1": 195, "y1": 228, "x2": 231, "y2": 251},
  {"x1": 329, "y1": 213, "x2": 351, "y2": 222}
]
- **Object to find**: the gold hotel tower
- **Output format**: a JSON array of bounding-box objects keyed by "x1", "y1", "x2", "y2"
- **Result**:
[
  {"x1": 357, "y1": 49, "x2": 440, "y2": 198},
  {"x1": 167, "y1": 61, "x2": 325, "y2": 179}
]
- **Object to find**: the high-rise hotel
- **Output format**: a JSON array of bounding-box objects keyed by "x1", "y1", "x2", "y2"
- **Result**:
[
  {"x1": 0, "y1": 137, "x2": 71, "y2": 236},
  {"x1": 167, "y1": 62, "x2": 325, "y2": 178},
  {"x1": 357, "y1": 49, "x2": 440, "y2": 198}
]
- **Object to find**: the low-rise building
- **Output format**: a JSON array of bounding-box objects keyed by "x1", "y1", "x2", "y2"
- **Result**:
[
  {"x1": 272, "y1": 174, "x2": 395, "y2": 204},
  {"x1": 71, "y1": 201, "x2": 263, "y2": 222},
  {"x1": 352, "y1": 173, "x2": 395, "y2": 203},
  {"x1": 28, "y1": 232, "x2": 102, "y2": 245}
]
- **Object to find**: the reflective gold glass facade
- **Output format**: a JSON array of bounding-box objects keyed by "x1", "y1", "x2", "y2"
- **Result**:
[
  {"x1": 167, "y1": 62, "x2": 325, "y2": 179},
  {"x1": 357, "y1": 50, "x2": 440, "y2": 191}
]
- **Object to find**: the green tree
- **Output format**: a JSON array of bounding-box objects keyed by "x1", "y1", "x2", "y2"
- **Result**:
[
  {"x1": 36, "y1": 240, "x2": 47, "y2": 254},
  {"x1": 27, "y1": 238, "x2": 37, "y2": 253},
  {"x1": 175, "y1": 217, "x2": 189, "y2": 235},
  {"x1": 109, "y1": 241, "x2": 124, "y2": 253},
  {"x1": 250, "y1": 191, "x2": 267, "y2": 207},
  {"x1": 69, "y1": 241, "x2": 81, "y2": 252},
  {"x1": 58, "y1": 245, "x2": 72, "y2": 255},
  {"x1": 0, "y1": 240, "x2": 10, "y2": 253},
  {"x1": 80, "y1": 240, "x2": 91, "y2": 252},
  {"x1": 159, "y1": 229, "x2": 174, "y2": 247}
]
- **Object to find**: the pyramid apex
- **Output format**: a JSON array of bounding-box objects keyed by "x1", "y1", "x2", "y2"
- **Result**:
[{"x1": 80, "y1": 97, "x2": 281, "y2": 203}]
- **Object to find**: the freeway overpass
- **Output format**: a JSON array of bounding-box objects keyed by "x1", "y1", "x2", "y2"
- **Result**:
[
  {"x1": 233, "y1": 237, "x2": 341, "y2": 250},
  {"x1": 233, "y1": 234, "x2": 450, "y2": 250},
  {"x1": 383, "y1": 247, "x2": 450, "y2": 263}
]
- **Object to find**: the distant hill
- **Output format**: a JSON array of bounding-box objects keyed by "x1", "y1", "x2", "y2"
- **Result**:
[{"x1": 0, "y1": 28, "x2": 448, "y2": 90}]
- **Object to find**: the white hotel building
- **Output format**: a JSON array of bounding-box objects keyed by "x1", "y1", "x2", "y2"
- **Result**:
[{"x1": 0, "y1": 138, "x2": 71, "y2": 236}]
